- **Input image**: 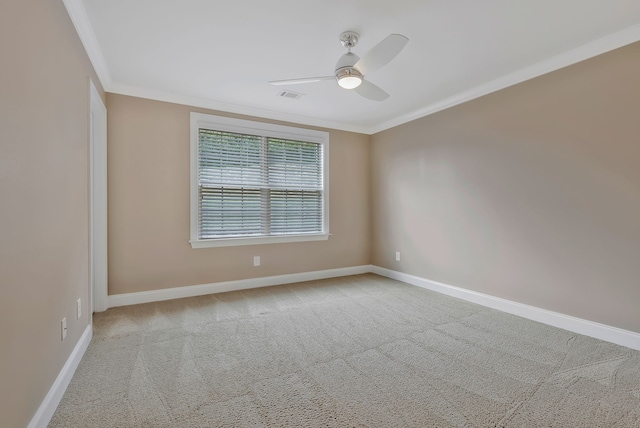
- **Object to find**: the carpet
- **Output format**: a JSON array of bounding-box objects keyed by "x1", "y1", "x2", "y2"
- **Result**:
[{"x1": 49, "y1": 274, "x2": 640, "y2": 427}]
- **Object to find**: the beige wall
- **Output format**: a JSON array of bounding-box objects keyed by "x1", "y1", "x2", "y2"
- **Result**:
[
  {"x1": 371, "y1": 42, "x2": 640, "y2": 333},
  {"x1": 1, "y1": 2, "x2": 636, "y2": 422},
  {"x1": 0, "y1": 0, "x2": 104, "y2": 426},
  {"x1": 106, "y1": 94, "x2": 371, "y2": 294}
]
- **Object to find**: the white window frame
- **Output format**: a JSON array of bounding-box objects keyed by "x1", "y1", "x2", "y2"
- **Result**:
[{"x1": 190, "y1": 112, "x2": 330, "y2": 248}]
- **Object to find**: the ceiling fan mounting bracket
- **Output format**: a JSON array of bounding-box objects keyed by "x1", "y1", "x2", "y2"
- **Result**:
[{"x1": 339, "y1": 31, "x2": 359, "y2": 49}]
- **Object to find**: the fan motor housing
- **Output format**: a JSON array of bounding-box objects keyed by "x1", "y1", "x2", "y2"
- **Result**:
[
  {"x1": 335, "y1": 52, "x2": 360, "y2": 73},
  {"x1": 335, "y1": 67, "x2": 363, "y2": 81}
]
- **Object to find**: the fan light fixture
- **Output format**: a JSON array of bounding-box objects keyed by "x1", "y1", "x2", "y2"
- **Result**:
[
  {"x1": 338, "y1": 75, "x2": 362, "y2": 89},
  {"x1": 336, "y1": 68, "x2": 362, "y2": 89}
]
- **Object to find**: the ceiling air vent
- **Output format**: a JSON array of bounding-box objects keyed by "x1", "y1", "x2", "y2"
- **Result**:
[{"x1": 278, "y1": 90, "x2": 304, "y2": 100}]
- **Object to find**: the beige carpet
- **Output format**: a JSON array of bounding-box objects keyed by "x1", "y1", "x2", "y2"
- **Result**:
[{"x1": 50, "y1": 274, "x2": 640, "y2": 427}]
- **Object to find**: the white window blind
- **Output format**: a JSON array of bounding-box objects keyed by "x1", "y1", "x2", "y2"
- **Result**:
[{"x1": 196, "y1": 125, "x2": 325, "y2": 242}]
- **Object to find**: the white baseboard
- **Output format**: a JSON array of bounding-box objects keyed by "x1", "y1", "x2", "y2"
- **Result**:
[
  {"x1": 107, "y1": 265, "x2": 373, "y2": 308},
  {"x1": 371, "y1": 266, "x2": 640, "y2": 351},
  {"x1": 28, "y1": 324, "x2": 92, "y2": 428},
  {"x1": 107, "y1": 263, "x2": 640, "y2": 350}
]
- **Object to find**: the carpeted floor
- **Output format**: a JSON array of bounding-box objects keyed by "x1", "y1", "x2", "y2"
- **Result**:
[{"x1": 50, "y1": 274, "x2": 640, "y2": 427}]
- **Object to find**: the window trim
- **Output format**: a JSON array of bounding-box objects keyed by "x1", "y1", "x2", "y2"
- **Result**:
[{"x1": 189, "y1": 112, "x2": 330, "y2": 248}]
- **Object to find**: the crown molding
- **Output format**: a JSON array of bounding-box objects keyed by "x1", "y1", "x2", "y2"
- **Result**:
[
  {"x1": 62, "y1": 0, "x2": 113, "y2": 89},
  {"x1": 108, "y1": 83, "x2": 371, "y2": 134},
  {"x1": 63, "y1": 1, "x2": 639, "y2": 135},
  {"x1": 370, "y1": 23, "x2": 640, "y2": 134}
]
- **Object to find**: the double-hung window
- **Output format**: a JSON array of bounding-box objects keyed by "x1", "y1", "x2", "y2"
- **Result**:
[{"x1": 190, "y1": 113, "x2": 329, "y2": 248}]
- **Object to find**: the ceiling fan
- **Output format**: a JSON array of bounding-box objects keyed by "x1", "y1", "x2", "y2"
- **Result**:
[{"x1": 269, "y1": 31, "x2": 409, "y2": 101}]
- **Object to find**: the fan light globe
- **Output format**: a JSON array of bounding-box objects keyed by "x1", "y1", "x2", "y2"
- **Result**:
[{"x1": 338, "y1": 75, "x2": 362, "y2": 89}]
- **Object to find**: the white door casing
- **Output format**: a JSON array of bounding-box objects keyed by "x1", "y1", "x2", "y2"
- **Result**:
[{"x1": 90, "y1": 80, "x2": 108, "y2": 313}]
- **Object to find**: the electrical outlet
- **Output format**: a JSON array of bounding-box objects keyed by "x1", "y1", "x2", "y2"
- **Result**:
[
  {"x1": 61, "y1": 318, "x2": 67, "y2": 340},
  {"x1": 253, "y1": 256, "x2": 260, "y2": 267},
  {"x1": 77, "y1": 298, "x2": 81, "y2": 320},
  {"x1": 395, "y1": 251, "x2": 401, "y2": 261}
]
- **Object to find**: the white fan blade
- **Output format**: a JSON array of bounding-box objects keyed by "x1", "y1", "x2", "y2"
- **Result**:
[
  {"x1": 354, "y1": 79, "x2": 389, "y2": 101},
  {"x1": 354, "y1": 34, "x2": 409, "y2": 75},
  {"x1": 269, "y1": 76, "x2": 335, "y2": 86}
]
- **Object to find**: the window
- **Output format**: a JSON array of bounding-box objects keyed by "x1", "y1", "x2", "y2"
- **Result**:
[{"x1": 190, "y1": 113, "x2": 329, "y2": 248}]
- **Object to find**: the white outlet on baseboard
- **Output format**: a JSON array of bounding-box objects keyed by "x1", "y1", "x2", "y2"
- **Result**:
[
  {"x1": 395, "y1": 251, "x2": 401, "y2": 262},
  {"x1": 61, "y1": 317, "x2": 67, "y2": 340},
  {"x1": 77, "y1": 298, "x2": 81, "y2": 320},
  {"x1": 253, "y1": 256, "x2": 260, "y2": 267}
]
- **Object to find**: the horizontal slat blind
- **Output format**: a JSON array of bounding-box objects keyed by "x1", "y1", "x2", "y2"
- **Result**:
[
  {"x1": 268, "y1": 138, "x2": 322, "y2": 189},
  {"x1": 199, "y1": 130, "x2": 262, "y2": 187},
  {"x1": 200, "y1": 187, "x2": 262, "y2": 237},
  {"x1": 270, "y1": 190, "x2": 322, "y2": 234},
  {"x1": 198, "y1": 128, "x2": 323, "y2": 239}
]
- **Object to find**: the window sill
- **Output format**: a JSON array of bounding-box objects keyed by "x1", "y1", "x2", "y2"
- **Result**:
[{"x1": 190, "y1": 233, "x2": 330, "y2": 248}]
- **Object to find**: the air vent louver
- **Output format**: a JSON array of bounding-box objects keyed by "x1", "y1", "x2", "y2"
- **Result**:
[{"x1": 278, "y1": 90, "x2": 304, "y2": 100}]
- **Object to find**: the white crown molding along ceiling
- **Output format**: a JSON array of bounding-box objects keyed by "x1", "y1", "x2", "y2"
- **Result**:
[{"x1": 64, "y1": 0, "x2": 640, "y2": 135}]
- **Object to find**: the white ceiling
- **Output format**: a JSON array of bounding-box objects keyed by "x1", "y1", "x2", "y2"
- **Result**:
[{"x1": 67, "y1": 0, "x2": 640, "y2": 134}]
